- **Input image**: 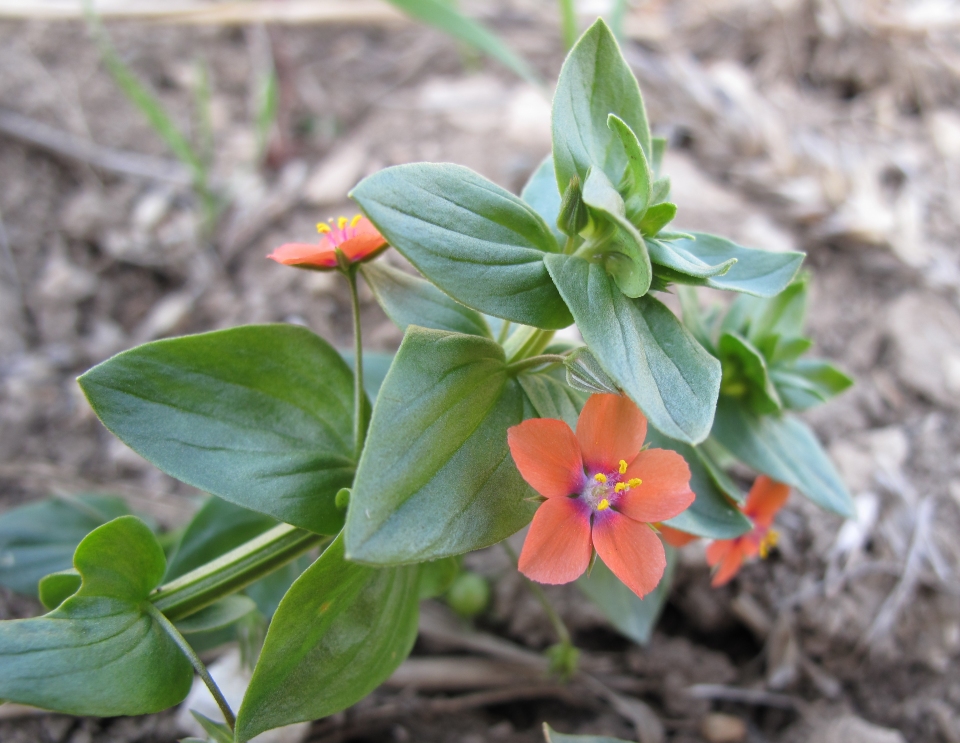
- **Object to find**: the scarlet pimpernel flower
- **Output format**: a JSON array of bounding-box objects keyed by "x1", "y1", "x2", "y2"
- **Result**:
[
  {"x1": 267, "y1": 215, "x2": 388, "y2": 271},
  {"x1": 706, "y1": 476, "x2": 789, "y2": 587},
  {"x1": 507, "y1": 394, "x2": 695, "y2": 599}
]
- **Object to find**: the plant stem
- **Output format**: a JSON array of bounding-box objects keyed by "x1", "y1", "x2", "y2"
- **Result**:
[
  {"x1": 502, "y1": 326, "x2": 556, "y2": 363},
  {"x1": 496, "y1": 320, "x2": 513, "y2": 345},
  {"x1": 506, "y1": 353, "x2": 568, "y2": 375},
  {"x1": 347, "y1": 266, "x2": 367, "y2": 460},
  {"x1": 558, "y1": 0, "x2": 578, "y2": 50},
  {"x1": 145, "y1": 603, "x2": 237, "y2": 730},
  {"x1": 151, "y1": 524, "x2": 326, "y2": 621},
  {"x1": 500, "y1": 541, "x2": 572, "y2": 646}
]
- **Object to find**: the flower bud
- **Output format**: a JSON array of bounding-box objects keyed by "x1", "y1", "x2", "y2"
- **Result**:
[
  {"x1": 556, "y1": 175, "x2": 589, "y2": 236},
  {"x1": 445, "y1": 572, "x2": 490, "y2": 617}
]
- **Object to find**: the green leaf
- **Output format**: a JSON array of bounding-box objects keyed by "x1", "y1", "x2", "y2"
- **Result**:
[
  {"x1": 419, "y1": 556, "x2": 460, "y2": 599},
  {"x1": 676, "y1": 286, "x2": 714, "y2": 352},
  {"x1": 650, "y1": 136, "x2": 666, "y2": 176},
  {"x1": 607, "y1": 114, "x2": 652, "y2": 222},
  {"x1": 0, "y1": 516, "x2": 193, "y2": 715},
  {"x1": 345, "y1": 327, "x2": 537, "y2": 564},
  {"x1": 191, "y1": 710, "x2": 234, "y2": 743},
  {"x1": 711, "y1": 397, "x2": 855, "y2": 517},
  {"x1": 770, "y1": 336, "x2": 813, "y2": 365},
  {"x1": 772, "y1": 360, "x2": 854, "y2": 411},
  {"x1": 645, "y1": 429, "x2": 751, "y2": 538},
  {"x1": 0, "y1": 494, "x2": 133, "y2": 596},
  {"x1": 718, "y1": 332, "x2": 783, "y2": 415},
  {"x1": 342, "y1": 350, "x2": 395, "y2": 401},
  {"x1": 38, "y1": 570, "x2": 81, "y2": 610},
  {"x1": 236, "y1": 534, "x2": 420, "y2": 742},
  {"x1": 544, "y1": 254, "x2": 721, "y2": 444},
  {"x1": 79, "y1": 325, "x2": 358, "y2": 535},
  {"x1": 352, "y1": 163, "x2": 571, "y2": 329},
  {"x1": 646, "y1": 237, "x2": 737, "y2": 281},
  {"x1": 553, "y1": 19, "x2": 651, "y2": 190},
  {"x1": 521, "y1": 156, "x2": 565, "y2": 247},
  {"x1": 564, "y1": 346, "x2": 621, "y2": 396},
  {"x1": 638, "y1": 202, "x2": 677, "y2": 236},
  {"x1": 579, "y1": 545, "x2": 675, "y2": 645},
  {"x1": 666, "y1": 233, "x2": 804, "y2": 297},
  {"x1": 175, "y1": 595, "x2": 257, "y2": 634},
  {"x1": 518, "y1": 371, "x2": 582, "y2": 429},
  {"x1": 580, "y1": 167, "x2": 652, "y2": 298},
  {"x1": 544, "y1": 723, "x2": 632, "y2": 743},
  {"x1": 743, "y1": 276, "x2": 808, "y2": 342},
  {"x1": 361, "y1": 262, "x2": 490, "y2": 338},
  {"x1": 384, "y1": 0, "x2": 540, "y2": 86}
]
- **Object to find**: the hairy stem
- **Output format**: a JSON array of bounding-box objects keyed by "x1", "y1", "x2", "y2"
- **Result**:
[
  {"x1": 145, "y1": 602, "x2": 237, "y2": 730},
  {"x1": 347, "y1": 266, "x2": 368, "y2": 460},
  {"x1": 151, "y1": 524, "x2": 326, "y2": 621},
  {"x1": 501, "y1": 541, "x2": 572, "y2": 646},
  {"x1": 502, "y1": 326, "x2": 556, "y2": 363},
  {"x1": 506, "y1": 353, "x2": 568, "y2": 376},
  {"x1": 557, "y1": 0, "x2": 578, "y2": 50}
]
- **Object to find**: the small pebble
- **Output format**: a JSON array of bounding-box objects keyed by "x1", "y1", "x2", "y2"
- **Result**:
[{"x1": 701, "y1": 712, "x2": 747, "y2": 743}]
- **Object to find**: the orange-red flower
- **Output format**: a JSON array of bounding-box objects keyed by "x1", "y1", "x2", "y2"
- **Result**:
[
  {"x1": 657, "y1": 524, "x2": 699, "y2": 548},
  {"x1": 267, "y1": 215, "x2": 387, "y2": 270},
  {"x1": 507, "y1": 394, "x2": 695, "y2": 599},
  {"x1": 705, "y1": 476, "x2": 789, "y2": 587}
]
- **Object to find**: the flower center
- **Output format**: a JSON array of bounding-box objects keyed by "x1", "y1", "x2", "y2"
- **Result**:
[
  {"x1": 317, "y1": 214, "x2": 363, "y2": 246},
  {"x1": 580, "y1": 460, "x2": 641, "y2": 512},
  {"x1": 758, "y1": 529, "x2": 779, "y2": 559}
]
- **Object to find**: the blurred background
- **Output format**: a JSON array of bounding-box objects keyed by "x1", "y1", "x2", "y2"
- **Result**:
[{"x1": 0, "y1": 0, "x2": 959, "y2": 741}]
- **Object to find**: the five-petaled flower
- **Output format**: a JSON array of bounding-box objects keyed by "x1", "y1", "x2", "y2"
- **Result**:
[
  {"x1": 705, "y1": 476, "x2": 789, "y2": 587},
  {"x1": 268, "y1": 215, "x2": 387, "y2": 270},
  {"x1": 507, "y1": 393, "x2": 695, "y2": 599}
]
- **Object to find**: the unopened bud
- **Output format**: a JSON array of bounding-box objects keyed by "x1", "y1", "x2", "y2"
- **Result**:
[{"x1": 557, "y1": 175, "x2": 589, "y2": 236}]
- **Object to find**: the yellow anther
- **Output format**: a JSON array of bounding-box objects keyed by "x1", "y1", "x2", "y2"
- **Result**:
[
  {"x1": 619, "y1": 460, "x2": 628, "y2": 474},
  {"x1": 594, "y1": 473, "x2": 607, "y2": 484},
  {"x1": 597, "y1": 498, "x2": 610, "y2": 511},
  {"x1": 614, "y1": 482, "x2": 627, "y2": 493},
  {"x1": 338, "y1": 216, "x2": 348, "y2": 230},
  {"x1": 350, "y1": 214, "x2": 362, "y2": 227},
  {"x1": 759, "y1": 529, "x2": 779, "y2": 559},
  {"x1": 316, "y1": 222, "x2": 331, "y2": 234},
  {"x1": 628, "y1": 478, "x2": 642, "y2": 488}
]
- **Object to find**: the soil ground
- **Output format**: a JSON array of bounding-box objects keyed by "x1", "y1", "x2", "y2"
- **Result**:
[{"x1": 1, "y1": 1, "x2": 959, "y2": 742}]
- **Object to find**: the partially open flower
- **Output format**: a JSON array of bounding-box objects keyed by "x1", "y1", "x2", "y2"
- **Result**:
[
  {"x1": 267, "y1": 215, "x2": 388, "y2": 271},
  {"x1": 705, "y1": 476, "x2": 789, "y2": 586},
  {"x1": 507, "y1": 394, "x2": 695, "y2": 599}
]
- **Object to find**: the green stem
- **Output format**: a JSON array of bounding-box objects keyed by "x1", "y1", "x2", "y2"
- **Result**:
[
  {"x1": 557, "y1": 0, "x2": 578, "y2": 50},
  {"x1": 501, "y1": 541, "x2": 572, "y2": 646},
  {"x1": 145, "y1": 602, "x2": 237, "y2": 730},
  {"x1": 151, "y1": 524, "x2": 326, "y2": 621},
  {"x1": 506, "y1": 353, "x2": 568, "y2": 376},
  {"x1": 502, "y1": 326, "x2": 556, "y2": 363},
  {"x1": 347, "y1": 266, "x2": 367, "y2": 460},
  {"x1": 496, "y1": 320, "x2": 513, "y2": 345}
]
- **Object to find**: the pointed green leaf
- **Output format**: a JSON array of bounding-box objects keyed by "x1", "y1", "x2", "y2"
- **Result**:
[
  {"x1": 351, "y1": 163, "x2": 571, "y2": 329},
  {"x1": 745, "y1": 276, "x2": 808, "y2": 342},
  {"x1": 647, "y1": 237, "x2": 737, "y2": 280},
  {"x1": 667, "y1": 233, "x2": 804, "y2": 297},
  {"x1": 345, "y1": 327, "x2": 536, "y2": 564},
  {"x1": 361, "y1": 262, "x2": 491, "y2": 338},
  {"x1": 711, "y1": 397, "x2": 854, "y2": 517},
  {"x1": 645, "y1": 429, "x2": 751, "y2": 538},
  {"x1": 79, "y1": 325, "x2": 357, "y2": 535},
  {"x1": 650, "y1": 136, "x2": 666, "y2": 176},
  {"x1": 0, "y1": 494, "x2": 133, "y2": 597},
  {"x1": 650, "y1": 177, "x2": 671, "y2": 204},
  {"x1": 0, "y1": 517, "x2": 193, "y2": 715},
  {"x1": 772, "y1": 360, "x2": 854, "y2": 411},
  {"x1": 384, "y1": 0, "x2": 540, "y2": 86},
  {"x1": 191, "y1": 711, "x2": 234, "y2": 743},
  {"x1": 175, "y1": 595, "x2": 257, "y2": 634},
  {"x1": 521, "y1": 156, "x2": 565, "y2": 247},
  {"x1": 565, "y1": 346, "x2": 621, "y2": 396},
  {"x1": 580, "y1": 167, "x2": 652, "y2": 298},
  {"x1": 607, "y1": 114, "x2": 652, "y2": 221},
  {"x1": 638, "y1": 202, "x2": 677, "y2": 236},
  {"x1": 579, "y1": 545, "x2": 675, "y2": 645},
  {"x1": 553, "y1": 18, "x2": 652, "y2": 190},
  {"x1": 718, "y1": 332, "x2": 783, "y2": 415},
  {"x1": 545, "y1": 254, "x2": 721, "y2": 444},
  {"x1": 236, "y1": 535, "x2": 420, "y2": 742}
]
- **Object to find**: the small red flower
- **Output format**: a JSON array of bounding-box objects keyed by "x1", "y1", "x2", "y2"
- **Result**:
[
  {"x1": 705, "y1": 476, "x2": 789, "y2": 587},
  {"x1": 267, "y1": 215, "x2": 387, "y2": 270},
  {"x1": 507, "y1": 394, "x2": 695, "y2": 599}
]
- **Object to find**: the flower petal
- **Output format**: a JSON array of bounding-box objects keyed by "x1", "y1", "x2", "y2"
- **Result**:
[
  {"x1": 341, "y1": 219, "x2": 388, "y2": 262},
  {"x1": 618, "y1": 449, "x2": 694, "y2": 523},
  {"x1": 507, "y1": 419, "x2": 585, "y2": 498},
  {"x1": 657, "y1": 524, "x2": 698, "y2": 548},
  {"x1": 744, "y1": 476, "x2": 790, "y2": 528},
  {"x1": 710, "y1": 547, "x2": 744, "y2": 587},
  {"x1": 576, "y1": 394, "x2": 647, "y2": 473},
  {"x1": 592, "y1": 511, "x2": 666, "y2": 599},
  {"x1": 267, "y1": 242, "x2": 338, "y2": 268},
  {"x1": 705, "y1": 538, "x2": 734, "y2": 567},
  {"x1": 518, "y1": 497, "x2": 592, "y2": 585}
]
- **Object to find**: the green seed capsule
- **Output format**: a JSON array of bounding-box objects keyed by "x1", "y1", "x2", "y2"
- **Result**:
[{"x1": 446, "y1": 572, "x2": 490, "y2": 617}]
